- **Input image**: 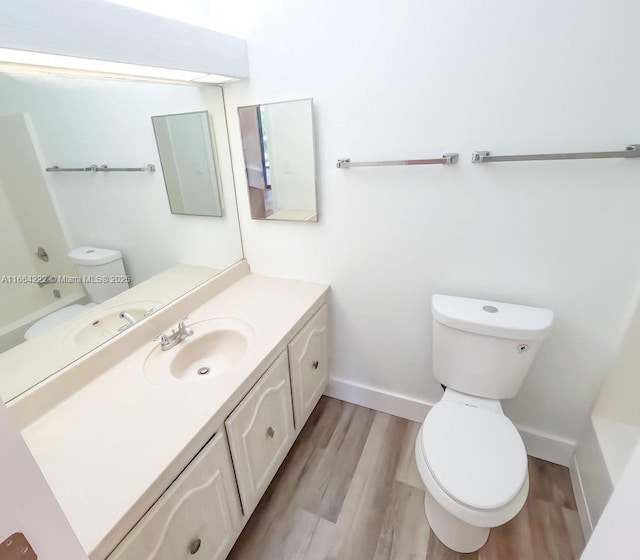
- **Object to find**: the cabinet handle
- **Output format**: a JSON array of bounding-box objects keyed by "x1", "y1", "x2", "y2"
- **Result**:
[
  {"x1": 188, "y1": 538, "x2": 202, "y2": 555},
  {"x1": 312, "y1": 360, "x2": 319, "y2": 370},
  {"x1": 266, "y1": 426, "x2": 275, "y2": 438}
]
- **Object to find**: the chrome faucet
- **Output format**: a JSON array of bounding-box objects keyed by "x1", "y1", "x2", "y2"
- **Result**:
[
  {"x1": 117, "y1": 311, "x2": 138, "y2": 332},
  {"x1": 154, "y1": 316, "x2": 194, "y2": 351}
]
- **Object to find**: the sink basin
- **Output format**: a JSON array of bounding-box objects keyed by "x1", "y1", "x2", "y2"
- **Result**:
[
  {"x1": 62, "y1": 300, "x2": 162, "y2": 350},
  {"x1": 143, "y1": 318, "x2": 255, "y2": 384}
]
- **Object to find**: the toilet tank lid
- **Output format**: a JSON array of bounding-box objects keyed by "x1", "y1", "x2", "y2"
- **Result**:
[
  {"x1": 68, "y1": 247, "x2": 122, "y2": 266},
  {"x1": 432, "y1": 294, "x2": 553, "y2": 341}
]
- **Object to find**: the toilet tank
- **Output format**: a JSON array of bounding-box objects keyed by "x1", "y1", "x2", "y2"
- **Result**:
[
  {"x1": 431, "y1": 295, "x2": 553, "y2": 399},
  {"x1": 68, "y1": 247, "x2": 129, "y2": 303}
]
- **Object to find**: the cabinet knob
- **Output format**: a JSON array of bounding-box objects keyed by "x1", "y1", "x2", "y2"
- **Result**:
[
  {"x1": 188, "y1": 538, "x2": 202, "y2": 555},
  {"x1": 266, "y1": 426, "x2": 275, "y2": 438},
  {"x1": 312, "y1": 360, "x2": 319, "y2": 370}
]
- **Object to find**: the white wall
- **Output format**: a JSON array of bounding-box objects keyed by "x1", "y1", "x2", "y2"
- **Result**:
[
  {"x1": 0, "y1": 399, "x2": 88, "y2": 559},
  {"x1": 223, "y1": 0, "x2": 640, "y2": 450},
  {"x1": 0, "y1": 180, "x2": 33, "y2": 279},
  {"x1": 0, "y1": 73, "x2": 243, "y2": 285}
]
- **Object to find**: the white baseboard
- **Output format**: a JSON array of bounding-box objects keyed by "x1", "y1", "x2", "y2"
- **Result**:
[
  {"x1": 325, "y1": 376, "x2": 575, "y2": 467},
  {"x1": 325, "y1": 377, "x2": 431, "y2": 423},
  {"x1": 570, "y1": 453, "x2": 594, "y2": 540},
  {"x1": 518, "y1": 425, "x2": 575, "y2": 467}
]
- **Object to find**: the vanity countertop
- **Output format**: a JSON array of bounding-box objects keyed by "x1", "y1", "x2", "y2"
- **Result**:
[
  {"x1": 0, "y1": 264, "x2": 219, "y2": 402},
  {"x1": 16, "y1": 271, "x2": 329, "y2": 560}
]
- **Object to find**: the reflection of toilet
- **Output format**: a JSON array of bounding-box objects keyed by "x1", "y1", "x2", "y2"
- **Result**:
[
  {"x1": 415, "y1": 295, "x2": 553, "y2": 553},
  {"x1": 24, "y1": 247, "x2": 129, "y2": 340}
]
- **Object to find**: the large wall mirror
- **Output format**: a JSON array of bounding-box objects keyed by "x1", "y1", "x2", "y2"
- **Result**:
[
  {"x1": 152, "y1": 111, "x2": 223, "y2": 217},
  {"x1": 238, "y1": 98, "x2": 318, "y2": 222},
  {"x1": 0, "y1": 71, "x2": 243, "y2": 403}
]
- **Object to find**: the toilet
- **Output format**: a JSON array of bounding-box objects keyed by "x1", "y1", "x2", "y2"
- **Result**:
[
  {"x1": 24, "y1": 247, "x2": 129, "y2": 340},
  {"x1": 415, "y1": 294, "x2": 553, "y2": 553}
]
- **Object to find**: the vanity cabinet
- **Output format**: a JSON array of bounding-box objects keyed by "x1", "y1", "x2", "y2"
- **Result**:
[
  {"x1": 105, "y1": 303, "x2": 327, "y2": 560},
  {"x1": 108, "y1": 430, "x2": 242, "y2": 560},
  {"x1": 225, "y1": 350, "x2": 295, "y2": 515},
  {"x1": 288, "y1": 305, "x2": 328, "y2": 429}
]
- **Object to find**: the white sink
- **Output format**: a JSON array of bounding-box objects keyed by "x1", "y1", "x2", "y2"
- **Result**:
[
  {"x1": 62, "y1": 300, "x2": 161, "y2": 350},
  {"x1": 143, "y1": 318, "x2": 255, "y2": 384}
]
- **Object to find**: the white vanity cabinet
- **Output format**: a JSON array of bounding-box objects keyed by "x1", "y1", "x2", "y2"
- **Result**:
[
  {"x1": 108, "y1": 430, "x2": 242, "y2": 560},
  {"x1": 225, "y1": 350, "x2": 295, "y2": 515},
  {"x1": 288, "y1": 305, "x2": 329, "y2": 429}
]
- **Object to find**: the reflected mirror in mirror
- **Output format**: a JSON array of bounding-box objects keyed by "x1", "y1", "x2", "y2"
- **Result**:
[
  {"x1": 152, "y1": 111, "x2": 223, "y2": 217},
  {"x1": 238, "y1": 98, "x2": 317, "y2": 222},
  {"x1": 0, "y1": 71, "x2": 243, "y2": 403}
]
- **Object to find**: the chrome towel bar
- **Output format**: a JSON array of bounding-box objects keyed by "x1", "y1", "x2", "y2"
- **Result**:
[
  {"x1": 46, "y1": 164, "x2": 156, "y2": 172},
  {"x1": 472, "y1": 145, "x2": 640, "y2": 164},
  {"x1": 337, "y1": 153, "x2": 458, "y2": 168}
]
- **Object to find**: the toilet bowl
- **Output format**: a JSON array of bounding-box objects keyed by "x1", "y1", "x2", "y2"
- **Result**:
[
  {"x1": 416, "y1": 294, "x2": 553, "y2": 552},
  {"x1": 24, "y1": 246, "x2": 129, "y2": 341},
  {"x1": 24, "y1": 303, "x2": 97, "y2": 340},
  {"x1": 415, "y1": 389, "x2": 529, "y2": 552}
]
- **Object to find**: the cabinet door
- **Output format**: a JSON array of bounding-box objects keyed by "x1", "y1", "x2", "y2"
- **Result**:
[
  {"x1": 288, "y1": 305, "x2": 328, "y2": 429},
  {"x1": 225, "y1": 351, "x2": 295, "y2": 515},
  {"x1": 108, "y1": 430, "x2": 242, "y2": 560}
]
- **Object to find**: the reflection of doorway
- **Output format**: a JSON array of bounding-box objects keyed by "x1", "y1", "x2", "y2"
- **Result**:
[{"x1": 238, "y1": 106, "x2": 272, "y2": 218}]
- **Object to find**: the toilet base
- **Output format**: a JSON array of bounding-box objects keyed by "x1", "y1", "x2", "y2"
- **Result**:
[{"x1": 424, "y1": 491, "x2": 490, "y2": 553}]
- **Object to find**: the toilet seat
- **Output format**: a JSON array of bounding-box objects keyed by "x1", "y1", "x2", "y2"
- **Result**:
[{"x1": 420, "y1": 401, "x2": 527, "y2": 511}]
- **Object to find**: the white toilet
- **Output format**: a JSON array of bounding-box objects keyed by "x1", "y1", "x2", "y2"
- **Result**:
[
  {"x1": 24, "y1": 247, "x2": 129, "y2": 340},
  {"x1": 415, "y1": 294, "x2": 553, "y2": 553}
]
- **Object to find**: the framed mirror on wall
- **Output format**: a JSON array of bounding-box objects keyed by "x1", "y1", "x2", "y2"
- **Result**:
[
  {"x1": 0, "y1": 71, "x2": 244, "y2": 403},
  {"x1": 238, "y1": 98, "x2": 318, "y2": 222},
  {"x1": 152, "y1": 111, "x2": 224, "y2": 217}
]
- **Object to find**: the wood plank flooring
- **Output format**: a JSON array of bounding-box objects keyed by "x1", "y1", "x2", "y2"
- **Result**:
[{"x1": 228, "y1": 397, "x2": 584, "y2": 560}]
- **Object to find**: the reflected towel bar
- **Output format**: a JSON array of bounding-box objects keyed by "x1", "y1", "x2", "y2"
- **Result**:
[
  {"x1": 336, "y1": 153, "x2": 458, "y2": 168},
  {"x1": 46, "y1": 164, "x2": 156, "y2": 172},
  {"x1": 472, "y1": 145, "x2": 640, "y2": 164}
]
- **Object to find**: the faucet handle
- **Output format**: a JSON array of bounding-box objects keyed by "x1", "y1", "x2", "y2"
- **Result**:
[
  {"x1": 178, "y1": 315, "x2": 194, "y2": 337},
  {"x1": 153, "y1": 332, "x2": 170, "y2": 344}
]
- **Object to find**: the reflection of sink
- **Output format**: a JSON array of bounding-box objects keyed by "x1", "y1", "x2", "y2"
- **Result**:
[
  {"x1": 143, "y1": 318, "x2": 254, "y2": 384},
  {"x1": 62, "y1": 300, "x2": 162, "y2": 349}
]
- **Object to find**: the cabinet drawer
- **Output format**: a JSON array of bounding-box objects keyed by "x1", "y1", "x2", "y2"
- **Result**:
[
  {"x1": 108, "y1": 430, "x2": 242, "y2": 560},
  {"x1": 225, "y1": 350, "x2": 295, "y2": 515},
  {"x1": 288, "y1": 305, "x2": 328, "y2": 428}
]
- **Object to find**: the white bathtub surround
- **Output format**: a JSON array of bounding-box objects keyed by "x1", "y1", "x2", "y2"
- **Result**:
[
  {"x1": 580, "y1": 440, "x2": 640, "y2": 559},
  {"x1": 0, "y1": 112, "x2": 85, "y2": 346},
  {"x1": 570, "y1": 284, "x2": 640, "y2": 538},
  {"x1": 9, "y1": 260, "x2": 328, "y2": 559}
]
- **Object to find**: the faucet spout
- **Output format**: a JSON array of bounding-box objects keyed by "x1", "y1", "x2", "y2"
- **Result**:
[
  {"x1": 118, "y1": 311, "x2": 138, "y2": 332},
  {"x1": 120, "y1": 311, "x2": 137, "y2": 325}
]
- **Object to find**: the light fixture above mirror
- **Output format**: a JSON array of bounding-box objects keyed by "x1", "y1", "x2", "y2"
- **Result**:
[{"x1": 0, "y1": 0, "x2": 249, "y2": 84}]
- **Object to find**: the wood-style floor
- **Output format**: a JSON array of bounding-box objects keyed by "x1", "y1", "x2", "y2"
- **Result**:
[{"x1": 228, "y1": 396, "x2": 585, "y2": 560}]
